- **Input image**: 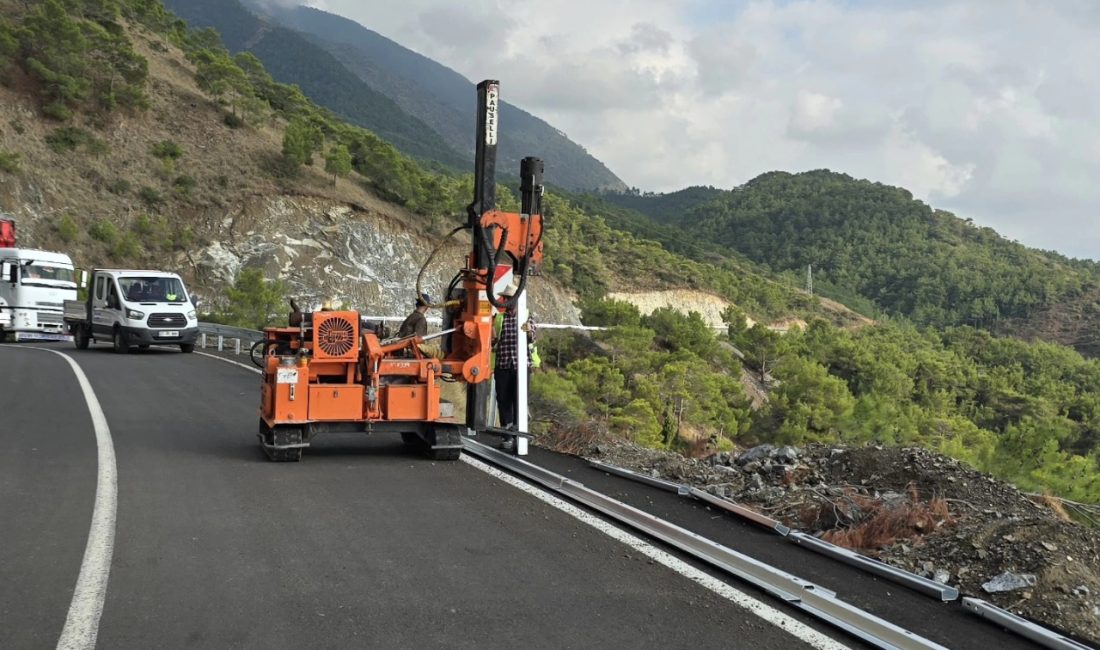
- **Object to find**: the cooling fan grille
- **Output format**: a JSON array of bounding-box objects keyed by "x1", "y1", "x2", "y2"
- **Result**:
[{"x1": 315, "y1": 315, "x2": 356, "y2": 358}]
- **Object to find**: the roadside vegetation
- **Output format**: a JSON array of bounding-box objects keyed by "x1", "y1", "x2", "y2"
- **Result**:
[{"x1": 4, "y1": 0, "x2": 1098, "y2": 504}]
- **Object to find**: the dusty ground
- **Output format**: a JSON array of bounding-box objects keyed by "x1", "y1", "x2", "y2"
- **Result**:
[{"x1": 540, "y1": 431, "x2": 1100, "y2": 644}]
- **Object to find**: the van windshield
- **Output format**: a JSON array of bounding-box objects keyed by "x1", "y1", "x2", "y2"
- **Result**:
[
  {"x1": 119, "y1": 277, "x2": 188, "y2": 303},
  {"x1": 21, "y1": 263, "x2": 76, "y2": 286}
]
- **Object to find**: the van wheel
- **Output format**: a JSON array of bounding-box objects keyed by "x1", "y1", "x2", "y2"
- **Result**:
[
  {"x1": 112, "y1": 328, "x2": 129, "y2": 354},
  {"x1": 74, "y1": 329, "x2": 90, "y2": 350},
  {"x1": 180, "y1": 343, "x2": 195, "y2": 353}
]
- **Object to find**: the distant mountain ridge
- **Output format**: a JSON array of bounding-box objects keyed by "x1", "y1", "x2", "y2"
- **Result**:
[
  {"x1": 162, "y1": 0, "x2": 627, "y2": 191},
  {"x1": 602, "y1": 170, "x2": 1100, "y2": 355}
]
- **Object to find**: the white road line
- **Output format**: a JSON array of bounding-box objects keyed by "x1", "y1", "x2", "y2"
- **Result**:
[
  {"x1": 193, "y1": 350, "x2": 261, "y2": 374},
  {"x1": 18, "y1": 347, "x2": 118, "y2": 650},
  {"x1": 461, "y1": 455, "x2": 851, "y2": 650},
  {"x1": 194, "y1": 348, "x2": 847, "y2": 647}
]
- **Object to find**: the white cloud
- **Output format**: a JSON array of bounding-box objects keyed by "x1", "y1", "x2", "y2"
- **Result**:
[{"x1": 310, "y1": 0, "x2": 1100, "y2": 259}]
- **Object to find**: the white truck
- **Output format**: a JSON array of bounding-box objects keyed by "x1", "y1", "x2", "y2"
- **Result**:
[
  {"x1": 0, "y1": 248, "x2": 79, "y2": 342},
  {"x1": 64, "y1": 269, "x2": 199, "y2": 353}
]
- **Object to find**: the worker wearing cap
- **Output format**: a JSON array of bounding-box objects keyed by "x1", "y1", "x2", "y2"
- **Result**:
[
  {"x1": 493, "y1": 279, "x2": 537, "y2": 439},
  {"x1": 398, "y1": 293, "x2": 432, "y2": 339}
]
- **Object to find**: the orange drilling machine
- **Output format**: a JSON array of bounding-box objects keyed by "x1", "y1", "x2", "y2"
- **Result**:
[{"x1": 256, "y1": 80, "x2": 544, "y2": 461}]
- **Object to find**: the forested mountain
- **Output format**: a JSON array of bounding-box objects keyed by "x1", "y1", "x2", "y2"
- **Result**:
[
  {"x1": 600, "y1": 185, "x2": 725, "y2": 223},
  {"x1": 160, "y1": 0, "x2": 626, "y2": 191},
  {"x1": 248, "y1": 3, "x2": 627, "y2": 193},
  {"x1": 606, "y1": 171, "x2": 1100, "y2": 352},
  {"x1": 160, "y1": 0, "x2": 465, "y2": 168}
]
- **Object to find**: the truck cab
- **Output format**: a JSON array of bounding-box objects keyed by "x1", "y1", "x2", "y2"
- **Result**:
[
  {"x1": 66, "y1": 269, "x2": 199, "y2": 353},
  {"x1": 0, "y1": 248, "x2": 78, "y2": 342}
]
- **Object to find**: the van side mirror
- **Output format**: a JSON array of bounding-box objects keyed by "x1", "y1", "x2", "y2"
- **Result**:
[{"x1": 190, "y1": 295, "x2": 198, "y2": 307}]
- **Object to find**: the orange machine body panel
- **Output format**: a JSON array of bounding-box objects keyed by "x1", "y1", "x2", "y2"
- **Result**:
[
  {"x1": 382, "y1": 384, "x2": 437, "y2": 421},
  {"x1": 263, "y1": 362, "x2": 311, "y2": 423},
  {"x1": 308, "y1": 385, "x2": 364, "y2": 421}
]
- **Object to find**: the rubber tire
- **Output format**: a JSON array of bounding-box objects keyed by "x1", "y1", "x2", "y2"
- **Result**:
[
  {"x1": 180, "y1": 343, "x2": 195, "y2": 354},
  {"x1": 112, "y1": 328, "x2": 129, "y2": 354},
  {"x1": 429, "y1": 448, "x2": 461, "y2": 461},
  {"x1": 138, "y1": 344, "x2": 150, "y2": 350},
  {"x1": 249, "y1": 340, "x2": 267, "y2": 368},
  {"x1": 74, "y1": 329, "x2": 90, "y2": 350}
]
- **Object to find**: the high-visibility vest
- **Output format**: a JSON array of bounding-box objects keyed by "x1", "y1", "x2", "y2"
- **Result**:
[{"x1": 492, "y1": 312, "x2": 541, "y2": 369}]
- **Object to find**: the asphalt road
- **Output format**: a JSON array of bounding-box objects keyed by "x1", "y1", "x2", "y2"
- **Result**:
[{"x1": 2, "y1": 343, "x2": 841, "y2": 650}]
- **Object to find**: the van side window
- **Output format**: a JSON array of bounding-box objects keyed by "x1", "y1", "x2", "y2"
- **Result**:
[
  {"x1": 95, "y1": 276, "x2": 105, "y2": 301},
  {"x1": 107, "y1": 281, "x2": 119, "y2": 309}
]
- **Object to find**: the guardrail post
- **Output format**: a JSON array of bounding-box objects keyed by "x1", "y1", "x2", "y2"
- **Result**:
[
  {"x1": 200, "y1": 333, "x2": 206, "y2": 349},
  {"x1": 217, "y1": 335, "x2": 224, "y2": 351},
  {"x1": 234, "y1": 339, "x2": 241, "y2": 355}
]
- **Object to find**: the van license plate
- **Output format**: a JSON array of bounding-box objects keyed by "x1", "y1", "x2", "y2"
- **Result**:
[{"x1": 161, "y1": 331, "x2": 179, "y2": 337}]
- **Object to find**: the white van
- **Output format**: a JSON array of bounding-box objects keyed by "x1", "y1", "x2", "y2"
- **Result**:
[
  {"x1": 0, "y1": 248, "x2": 78, "y2": 342},
  {"x1": 64, "y1": 269, "x2": 199, "y2": 353}
]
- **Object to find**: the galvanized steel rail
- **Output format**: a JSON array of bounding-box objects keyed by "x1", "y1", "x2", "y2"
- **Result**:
[
  {"x1": 467, "y1": 439, "x2": 948, "y2": 650},
  {"x1": 588, "y1": 459, "x2": 958, "y2": 599},
  {"x1": 962, "y1": 598, "x2": 1094, "y2": 650}
]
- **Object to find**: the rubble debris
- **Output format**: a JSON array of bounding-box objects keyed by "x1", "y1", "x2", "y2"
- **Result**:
[{"x1": 536, "y1": 429, "x2": 1100, "y2": 644}]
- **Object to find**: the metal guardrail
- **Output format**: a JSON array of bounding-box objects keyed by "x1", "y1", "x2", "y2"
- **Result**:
[
  {"x1": 587, "y1": 460, "x2": 691, "y2": 495},
  {"x1": 196, "y1": 318, "x2": 602, "y2": 356},
  {"x1": 465, "y1": 438, "x2": 948, "y2": 650},
  {"x1": 196, "y1": 322, "x2": 263, "y2": 355},
  {"x1": 787, "y1": 533, "x2": 958, "y2": 602},
  {"x1": 962, "y1": 598, "x2": 1093, "y2": 650},
  {"x1": 587, "y1": 460, "x2": 961, "y2": 601}
]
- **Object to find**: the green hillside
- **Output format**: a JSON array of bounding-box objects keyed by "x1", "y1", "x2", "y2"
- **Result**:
[
  {"x1": 2, "y1": 0, "x2": 1097, "y2": 504},
  {"x1": 616, "y1": 171, "x2": 1099, "y2": 340},
  {"x1": 252, "y1": 3, "x2": 627, "y2": 193},
  {"x1": 162, "y1": 0, "x2": 467, "y2": 168}
]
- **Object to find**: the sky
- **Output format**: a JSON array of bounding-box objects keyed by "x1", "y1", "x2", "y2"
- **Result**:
[{"x1": 289, "y1": 0, "x2": 1098, "y2": 259}]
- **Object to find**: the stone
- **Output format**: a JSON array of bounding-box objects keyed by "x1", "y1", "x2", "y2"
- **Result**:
[
  {"x1": 982, "y1": 572, "x2": 1037, "y2": 594},
  {"x1": 775, "y1": 445, "x2": 800, "y2": 464},
  {"x1": 747, "y1": 474, "x2": 764, "y2": 490},
  {"x1": 736, "y1": 444, "x2": 775, "y2": 465},
  {"x1": 1072, "y1": 585, "x2": 1090, "y2": 598},
  {"x1": 934, "y1": 569, "x2": 951, "y2": 584},
  {"x1": 742, "y1": 461, "x2": 762, "y2": 473}
]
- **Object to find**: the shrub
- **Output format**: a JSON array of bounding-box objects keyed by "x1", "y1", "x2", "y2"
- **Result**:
[
  {"x1": 107, "y1": 178, "x2": 131, "y2": 195},
  {"x1": 173, "y1": 174, "x2": 196, "y2": 197},
  {"x1": 173, "y1": 226, "x2": 194, "y2": 251},
  {"x1": 45, "y1": 126, "x2": 91, "y2": 152},
  {"x1": 43, "y1": 102, "x2": 72, "y2": 121},
  {"x1": 223, "y1": 112, "x2": 243, "y2": 128},
  {"x1": 111, "y1": 232, "x2": 141, "y2": 260},
  {"x1": 133, "y1": 214, "x2": 154, "y2": 236},
  {"x1": 151, "y1": 139, "x2": 182, "y2": 172},
  {"x1": 138, "y1": 186, "x2": 162, "y2": 205},
  {"x1": 57, "y1": 214, "x2": 79, "y2": 242},
  {"x1": 0, "y1": 149, "x2": 19, "y2": 173},
  {"x1": 150, "y1": 139, "x2": 182, "y2": 160},
  {"x1": 222, "y1": 267, "x2": 286, "y2": 329},
  {"x1": 89, "y1": 218, "x2": 118, "y2": 244}
]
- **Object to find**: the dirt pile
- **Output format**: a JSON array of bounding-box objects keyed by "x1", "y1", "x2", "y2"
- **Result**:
[{"x1": 543, "y1": 433, "x2": 1100, "y2": 644}]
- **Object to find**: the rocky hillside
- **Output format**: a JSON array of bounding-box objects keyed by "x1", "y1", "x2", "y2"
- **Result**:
[{"x1": 0, "y1": 6, "x2": 577, "y2": 323}]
